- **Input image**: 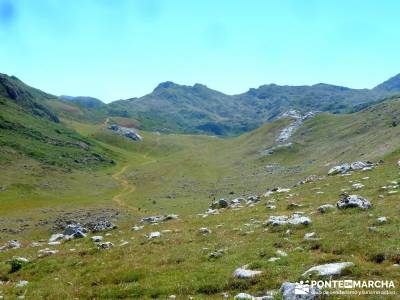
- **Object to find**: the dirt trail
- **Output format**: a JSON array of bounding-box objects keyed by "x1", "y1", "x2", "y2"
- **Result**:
[
  {"x1": 111, "y1": 136, "x2": 160, "y2": 212},
  {"x1": 111, "y1": 165, "x2": 139, "y2": 213}
]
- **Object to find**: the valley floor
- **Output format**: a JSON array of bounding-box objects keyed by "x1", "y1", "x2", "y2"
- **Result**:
[{"x1": 1, "y1": 118, "x2": 400, "y2": 299}]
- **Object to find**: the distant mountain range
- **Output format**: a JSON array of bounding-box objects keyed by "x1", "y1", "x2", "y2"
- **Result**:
[
  {"x1": 3, "y1": 72, "x2": 400, "y2": 136},
  {"x1": 106, "y1": 74, "x2": 400, "y2": 135}
]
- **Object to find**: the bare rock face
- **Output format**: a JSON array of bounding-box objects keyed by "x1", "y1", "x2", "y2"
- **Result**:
[{"x1": 336, "y1": 193, "x2": 372, "y2": 209}]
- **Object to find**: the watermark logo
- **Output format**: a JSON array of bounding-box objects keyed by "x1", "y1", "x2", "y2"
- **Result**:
[{"x1": 294, "y1": 279, "x2": 397, "y2": 296}]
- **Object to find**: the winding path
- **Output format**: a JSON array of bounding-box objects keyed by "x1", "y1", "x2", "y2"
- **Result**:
[{"x1": 111, "y1": 165, "x2": 139, "y2": 213}]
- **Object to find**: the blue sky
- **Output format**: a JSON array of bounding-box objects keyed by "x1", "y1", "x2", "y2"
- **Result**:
[{"x1": 0, "y1": 0, "x2": 399, "y2": 102}]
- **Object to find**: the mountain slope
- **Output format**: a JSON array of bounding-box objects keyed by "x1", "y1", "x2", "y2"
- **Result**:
[
  {"x1": 373, "y1": 73, "x2": 400, "y2": 93},
  {"x1": 0, "y1": 74, "x2": 114, "y2": 168}
]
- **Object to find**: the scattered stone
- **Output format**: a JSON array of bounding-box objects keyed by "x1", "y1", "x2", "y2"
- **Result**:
[
  {"x1": 98, "y1": 242, "x2": 113, "y2": 250},
  {"x1": 131, "y1": 225, "x2": 144, "y2": 231},
  {"x1": 0, "y1": 240, "x2": 21, "y2": 252},
  {"x1": 303, "y1": 262, "x2": 354, "y2": 277},
  {"x1": 317, "y1": 204, "x2": 335, "y2": 213},
  {"x1": 63, "y1": 224, "x2": 87, "y2": 238},
  {"x1": 350, "y1": 161, "x2": 372, "y2": 170},
  {"x1": 268, "y1": 257, "x2": 280, "y2": 262},
  {"x1": 368, "y1": 226, "x2": 378, "y2": 232},
  {"x1": 49, "y1": 234, "x2": 65, "y2": 243},
  {"x1": 328, "y1": 164, "x2": 351, "y2": 175},
  {"x1": 233, "y1": 265, "x2": 263, "y2": 279},
  {"x1": 91, "y1": 236, "x2": 103, "y2": 242},
  {"x1": 234, "y1": 292, "x2": 273, "y2": 300},
  {"x1": 336, "y1": 194, "x2": 372, "y2": 209},
  {"x1": 280, "y1": 282, "x2": 319, "y2": 300},
  {"x1": 352, "y1": 183, "x2": 365, "y2": 190},
  {"x1": 247, "y1": 195, "x2": 260, "y2": 205},
  {"x1": 141, "y1": 215, "x2": 178, "y2": 224},
  {"x1": 38, "y1": 248, "x2": 59, "y2": 256},
  {"x1": 148, "y1": 231, "x2": 161, "y2": 239},
  {"x1": 198, "y1": 227, "x2": 212, "y2": 235},
  {"x1": 276, "y1": 250, "x2": 288, "y2": 257},
  {"x1": 48, "y1": 241, "x2": 61, "y2": 246},
  {"x1": 304, "y1": 232, "x2": 318, "y2": 240},
  {"x1": 376, "y1": 217, "x2": 387, "y2": 224},
  {"x1": 266, "y1": 214, "x2": 311, "y2": 226},
  {"x1": 15, "y1": 280, "x2": 29, "y2": 288},
  {"x1": 119, "y1": 241, "x2": 129, "y2": 246},
  {"x1": 210, "y1": 198, "x2": 229, "y2": 209},
  {"x1": 208, "y1": 249, "x2": 225, "y2": 260}
]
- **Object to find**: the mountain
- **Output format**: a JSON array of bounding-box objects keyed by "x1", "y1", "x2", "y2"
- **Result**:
[
  {"x1": 107, "y1": 78, "x2": 393, "y2": 135},
  {"x1": 59, "y1": 95, "x2": 106, "y2": 109},
  {"x1": 0, "y1": 74, "x2": 113, "y2": 168},
  {"x1": 0, "y1": 73, "x2": 59, "y2": 122},
  {"x1": 108, "y1": 82, "x2": 253, "y2": 135},
  {"x1": 373, "y1": 73, "x2": 400, "y2": 93}
]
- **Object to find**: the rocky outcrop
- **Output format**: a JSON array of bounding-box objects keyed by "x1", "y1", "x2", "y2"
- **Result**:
[
  {"x1": 328, "y1": 161, "x2": 374, "y2": 175},
  {"x1": 336, "y1": 194, "x2": 372, "y2": 209},
  {"x1": 108, "y1": 124, "x2": 143, "y2": 141}
]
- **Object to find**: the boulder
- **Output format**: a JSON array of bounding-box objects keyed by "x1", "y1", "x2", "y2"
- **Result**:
[
  {"x1": 328, "y1": 164, "x2": 350, "y2": 175},
  {"x1": 266, "y1": 214, "x2": 311, "y2": 226},
  {"x1": 63, "y1": 224, "x2": 87, "y2": 238},
  {"x1": 91, "y1": 236, "x2": 103, "y2": 242},
  {"x1": 337, "y1": 194, "x2": 372, "y2": 209},
  {"x1": 350, "y1": 161, "x2": 371, "y2": 170},
  {"x1": 148, "y1": 231, "x2": 161, "y2": 239},
  {"x1": 141, "y1": 214, "x2": 177, "y2": 224},
  {"x1": 233, "y1": 265, "x2": 263, "y2": 279},
  {"x1": 352, "y1": 183, "x2": 364, "y2": 190},
  {"x1": 198, "y1": 227, "x2": 212, "y2": 234},
  {"x1": 49, "y1": 233, "x2": 65, "y2": 242},
  {"x1": 302, "y1": 262, "x2": 354, "y2": 277},
  {"x1": 98, "y1": 242, "x2": 113, "y2": 249},
  {"x1": 38, "y1": 248, "x2": 59, "y2": 256},
  {"x1": 210, "y1": 198, "x2": 229, "y2": 209},
  {"x1": 376, "y1": 216, "x2": 387, "y2": 224},
  {"x1": 141, "y1": 215, "x2": 164, "y2": 224},
  {"x1": 280, "y1": 282, "x2": 320, "y2": 300},
  {"x1": 234, "y1": 293, "x2": 273, "y2": 300},
  {"x1": 0, "y1": 240, "x2": 21, "y2": 252},
  {"x1": 304, "y1": 232, "x2": 318, "y2": 240},
  {"x1": 131, "y1": 225, "x2": 144, "y2": 231},
  {"x1": 16, "y1": 280, "x2": 29, "y2": 288}
]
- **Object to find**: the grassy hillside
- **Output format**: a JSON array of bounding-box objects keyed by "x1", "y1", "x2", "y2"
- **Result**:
[
  {"x1": 0, "y1": 74, "x2": 114, "y2": 169},
  {"x1": 1, "y1": 94, "x2": 400, "y2": 298},
  {"x1": 0, "y1": 131, "x2": 399, "y2": 299}
]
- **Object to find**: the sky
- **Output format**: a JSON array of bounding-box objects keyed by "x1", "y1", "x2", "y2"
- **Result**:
[{"x1": 0, "y1": 0, "x2": 400, "y2": 102}]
